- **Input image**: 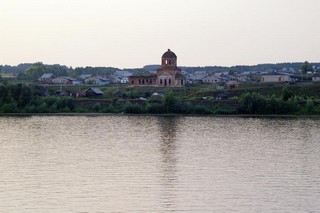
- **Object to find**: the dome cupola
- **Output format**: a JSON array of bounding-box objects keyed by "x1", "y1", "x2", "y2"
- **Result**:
[{"x1": 161, "y1": 49, "x2": 177, "y2": 66}]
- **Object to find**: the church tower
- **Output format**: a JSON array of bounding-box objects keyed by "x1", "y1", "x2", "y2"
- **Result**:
[{"x1": 157, "y1": 49, "x2": 186, "y2": 87}]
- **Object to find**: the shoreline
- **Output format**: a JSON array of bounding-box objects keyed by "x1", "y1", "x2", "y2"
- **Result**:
[{"x1": 1, "y1": 113, "x2": 320, "y2": 119}]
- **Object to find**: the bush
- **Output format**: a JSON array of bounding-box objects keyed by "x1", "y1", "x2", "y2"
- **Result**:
[
  {"x1": 162, "y1": 90, "x2": 178, "y2": 113},
  {"x1": 192, "y1": 105, "x2": 212, "y2": 114},
  {"x1": 306, "y1": 98, "x2": 315, "y2": 113},
  {"x1": 146, "y1": 103, "x2": 165, "y2": 114},
  {"x1": 123, "y1": 103, "x2": 145, "y2": 114},
  {"x1": 0, "y1": 103, "x2": 19, "y2": 113},
  {"x1": 101, "y1": 104, "x2": 117, "y2": 113},
  {"x1": 92, "y1": 103, "x2": 102, "y2": 112}
]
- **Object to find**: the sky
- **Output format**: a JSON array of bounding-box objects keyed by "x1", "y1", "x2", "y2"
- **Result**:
[{"x1": 0, "y1": 0, "x2": 320, "y2": 68}]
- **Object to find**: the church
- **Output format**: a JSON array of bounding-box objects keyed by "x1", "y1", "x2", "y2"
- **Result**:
[{"x1": 128, "y1": 49, "x2": 186, "y2": 87}]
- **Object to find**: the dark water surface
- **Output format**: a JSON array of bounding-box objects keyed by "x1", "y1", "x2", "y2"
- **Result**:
[{"x1": 0, "y1": 116, "x2": 320, "y2": 212}]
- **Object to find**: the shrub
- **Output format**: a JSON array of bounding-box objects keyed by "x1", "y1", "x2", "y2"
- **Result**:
[
  {"x1": 92, "y1": 103, "x2": 102, "y2": 112},
  {"x1": 146, "y1": 103, "x2": 165, "y2": 114},
  {"x1": 123, "y1": 103, "x2": 145, "y2": 114}
]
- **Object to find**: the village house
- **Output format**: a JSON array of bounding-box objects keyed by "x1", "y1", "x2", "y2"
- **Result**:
[
  {"x1": 38, "y1": 73, "x2": 55, "y2": 84},
  {"x1": 202, "y1": 74, "x2": 223, "y2": 84},
  {"x1": 261, "y1": 73, "x2": 294, "y2": 83},
  {"x1": 120, "y1": 76, "x2": 129, "y2": 84},
  {"x1": 193, "y1": 71, "x2": 208, "y2": 80},
  {"x1": 78, "y1": 74, "x2": 92, "y2": 82},
  {"x1": 129, "y1": 49, "x2": 186, "y2": 87},
  {"x1": 84, "y1": 76, "x2": 110, "y2": 85},
  {"x1": 52, "y1": 76, "x2": 81, "y2": 85},
  {"x1": 312, "y1": 73, "x2": 320, "y2": 82},
  {"x1": 114, "y1": 70, "x2": 132, "y2": 78},
  {"x1": 226, "y1": 80, "x2": 240, "y2": 89},
  {"x1": 85, "y1": 87, "x2": 104, "y2": 97}
]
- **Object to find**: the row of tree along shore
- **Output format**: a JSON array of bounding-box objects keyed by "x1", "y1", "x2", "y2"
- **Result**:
[{"x1": 0, "y1": 82, "x2": 320, "y2": 115}]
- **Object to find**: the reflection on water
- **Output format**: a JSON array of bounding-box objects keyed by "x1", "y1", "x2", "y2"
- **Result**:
[
  {"x1": 157, "y1": 117, "x2": 179, "y2": 212},
  {"x1": 0, "y1": 116, "x2": 320, "y2": 212}
]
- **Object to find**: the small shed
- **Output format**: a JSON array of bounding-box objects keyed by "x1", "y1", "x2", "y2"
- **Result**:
[{"x1": 85, "y1": 88, "x2": 104, "y2": 97}]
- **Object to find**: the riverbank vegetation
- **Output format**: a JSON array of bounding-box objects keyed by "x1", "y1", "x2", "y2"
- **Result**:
[{"x1": 1, "y1": 83, "x2": 320, "y2": 115}]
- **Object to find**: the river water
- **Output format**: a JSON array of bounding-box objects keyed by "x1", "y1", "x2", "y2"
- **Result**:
[{"x1": 0, "y1": 116, "x2": 320, "y2": 212}]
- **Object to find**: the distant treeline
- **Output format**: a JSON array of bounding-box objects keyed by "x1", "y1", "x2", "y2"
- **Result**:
[{"x1": 0, "y1": 62, "x2": 147, "y2": 80}]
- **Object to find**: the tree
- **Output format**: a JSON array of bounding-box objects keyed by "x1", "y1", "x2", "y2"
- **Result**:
[
  {"x1": 162, "y1": 90, "x2": 178, "y2": 113},
  {"x1": 25, "y1": 62, "x2": 47, "y2": 80},
  {"x1": 281, "y1": 87, "x2": 294, "y2": 101},
  {"x1": 300, "y1": 61, "x2": 313, "y2": 75}
]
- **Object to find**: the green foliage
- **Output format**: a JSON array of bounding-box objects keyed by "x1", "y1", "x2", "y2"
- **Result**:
[
  {"x1": 239, "y1": 92, "x2": 299, "y2": 114},
  {"x1": 23, "y1": 62, "x2": 69, "y2": 80},
  {"x1": 92, "y1": 103, "x2": 102, "y2": 112},
  {"x1": 146, "y1": 103, "x2": 165, "y2": 114},
  {"x1": 1, "y1": 82, "x2": 320, "y2": 115},
  {"x1": 0, "y1": 103, "x2": 19, "y2": 113},
  {"x1": 192, "y1": 105, "x2": 212, "y2": 114},
  {"x1": 306, "y1": 98, "x2": 315, "y2": 113},
  {"x1": 123, "y1": 102, "x2": 145, "y2": 114},
  {"x1": 24, "y1": 63, "x2": 47, "y2": 80},
  {"x1": 162, "y1": 90, "x2": 179, "y2": 113},
  {"x1": 281, "y1": 87, "x2": 294, "y2": 101},
  {"x1": 300, "y1": 61, "x2": 313, "y2": 74}
]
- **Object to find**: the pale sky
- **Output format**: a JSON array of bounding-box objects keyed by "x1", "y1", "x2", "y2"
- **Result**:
[{"x1": 1, "y1": 0, "x2": 320, "y2": 68}]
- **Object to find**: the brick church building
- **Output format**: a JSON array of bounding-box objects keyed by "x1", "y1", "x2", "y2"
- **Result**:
[{"x1": 129, "y1": 49, "x2": 186, "y2": 87}]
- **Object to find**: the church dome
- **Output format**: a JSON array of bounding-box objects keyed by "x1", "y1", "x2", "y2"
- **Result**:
[{"x1": 162, "y1": 49, "x2": 177, "y2": 58}]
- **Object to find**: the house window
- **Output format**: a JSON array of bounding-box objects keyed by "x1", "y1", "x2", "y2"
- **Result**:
[
  {"x1": 132, "y1": 80, "x2": 134, "y2": 84},
  {"x1": 181, "y1": 79, "x2": 184, "y2": 85},
  {"x1": 169, "y1": 79, "x2": 171, "y2": 85}
]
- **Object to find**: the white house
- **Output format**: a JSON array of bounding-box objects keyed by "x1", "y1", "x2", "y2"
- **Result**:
[
  {"x1": 120, "y1": 77, "x2": 129, "y2": 84},
  {"x1": 261, "y1": 73, "x2": 293, "y2": 83}
]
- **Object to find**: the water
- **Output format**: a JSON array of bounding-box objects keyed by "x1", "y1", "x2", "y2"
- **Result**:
[{"x1": 0, "y1": 115, "x2": 320, "y2": 212}]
